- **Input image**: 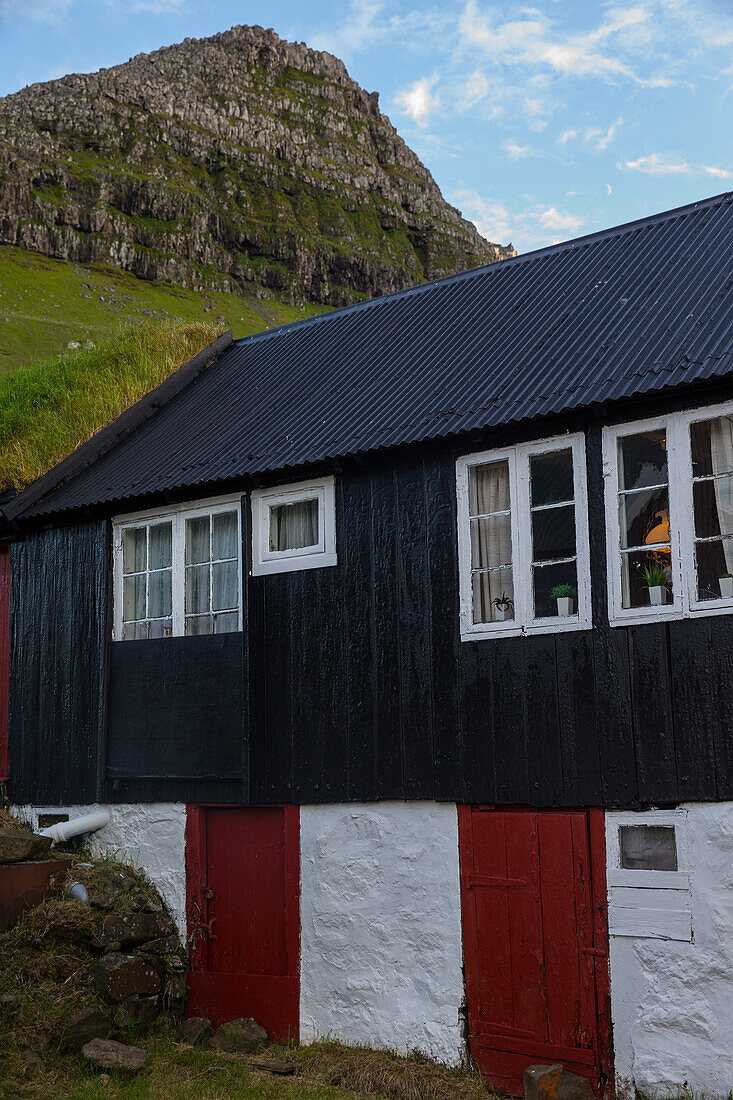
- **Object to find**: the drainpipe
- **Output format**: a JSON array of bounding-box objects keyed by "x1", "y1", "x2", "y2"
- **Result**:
[{"x1": 39, "y1": 809, "x2": 111, "y2": 843}]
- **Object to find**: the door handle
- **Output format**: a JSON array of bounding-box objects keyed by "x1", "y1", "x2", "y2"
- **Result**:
[{"x1": 206, "y1": 917, "x2": 217, "y2": 940}]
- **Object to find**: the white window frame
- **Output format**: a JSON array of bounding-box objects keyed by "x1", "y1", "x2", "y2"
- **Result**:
[
  {"x1": 456, "y1": 432, "x2": 592, "y2": 641},
  {"x1": 606, "y1": 809, "x2": 692, "y2": 942},
  {"x1": 602, "y1": 399, "x2": 733, "y2": 627},
  {"x1": 251, "y1": 476, "x2": 337, "y2": 576},
  {"x1": 112, "y1": 493, "x2": 242, "y2": 641}
]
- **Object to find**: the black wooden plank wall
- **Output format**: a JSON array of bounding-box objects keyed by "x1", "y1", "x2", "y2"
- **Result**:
[
  {"x1": 8, "y1": 519, "x2": 109, "y2": 804},
  {"x1": 247, "y1": 436, "x2": 733, "y2": 809}
]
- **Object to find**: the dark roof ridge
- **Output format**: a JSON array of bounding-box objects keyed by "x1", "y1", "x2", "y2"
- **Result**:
[{"x1": 234, "y1": 189, "x2": 733, "y2": 350}]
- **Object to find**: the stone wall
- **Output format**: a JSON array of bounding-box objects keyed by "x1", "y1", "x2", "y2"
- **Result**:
[
  {"x1": 17, "y1": 803, "x2": 187, "y2": 935},
  {"x1": 606, "y1": 803, "x2": 733, "y2": 1098},
  {"x1": 299, "y1": 801, "x2": 465, "y2": 1065}
]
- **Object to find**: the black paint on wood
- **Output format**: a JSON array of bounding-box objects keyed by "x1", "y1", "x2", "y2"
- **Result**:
[
  {"x1": 8, "y1": 521, "x2": 108, "y2": 804},
  {"x1": 107, "y1": 633, "x2": 244, "y2": 780},
  {"x1": 10, "y1": 407, "x2": 733, "y2": 811}
]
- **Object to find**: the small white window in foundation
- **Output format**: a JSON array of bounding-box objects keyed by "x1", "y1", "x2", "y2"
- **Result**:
[
  {"x1": 606, "y1": 811, "x2": 692, "y2": 941},
  {"x1": 251, "y1": 477, "x2": 337, "y2": 575}
]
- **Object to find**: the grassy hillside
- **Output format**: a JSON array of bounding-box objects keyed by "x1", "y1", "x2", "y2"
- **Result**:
[
  {"x1": 0, "y1": 320, "x2": 227, "y2": 491},
  {"x1": 0, "y1": 244, "x2": 325, "y2": 374}
]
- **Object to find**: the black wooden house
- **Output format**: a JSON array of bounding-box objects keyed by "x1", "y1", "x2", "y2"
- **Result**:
[{"x1": 3, "y1": 191, "x2": 733, "y2": 1099}]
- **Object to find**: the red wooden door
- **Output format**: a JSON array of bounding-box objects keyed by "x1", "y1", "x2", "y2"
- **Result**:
[
  {"x1": 0, "y1": 543, "x2": 9, "y2": 783},
  {"x1": 459, "y1": 807, "x2": 611, "y2": 1096},
  {"x1": 186, "y1": 805, "x2": 300, "y2": 1040}
]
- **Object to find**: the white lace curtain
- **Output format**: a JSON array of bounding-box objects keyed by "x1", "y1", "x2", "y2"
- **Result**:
[
  {"x1": 469, "y1": 461, "x2": 512, "y2": 621},
  {"x1": 711, "y1": 415, "x2": 733, "y2": 571},
  {"x1": 270, "y1": 499, "x2": 318, "y2": 552}
]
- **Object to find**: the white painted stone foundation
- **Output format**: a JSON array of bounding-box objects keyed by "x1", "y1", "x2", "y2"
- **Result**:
[
  {"x1": 16, "y1": 802, "x2": 187, "y2": 934},
  {"x1": 299, "y1": 801, "x2": 465, "y2": 1065},
  {"x1": 606, "y1": 803, "x2": 733, "y2": 1098}
]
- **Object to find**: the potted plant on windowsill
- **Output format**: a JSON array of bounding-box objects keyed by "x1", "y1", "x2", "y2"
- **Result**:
[
  {"x1": 720, "y1": 573, "x2": 733, "y2": 599},
  {"x1": 550, "y1": 584, "x2": 577, "y2": 617},
  {"x1": 492, "y1": 592, "x2": 514, "y2": 622},
  {"x1": 640, "y1": 562, "x2": 671, "y2": 606}
]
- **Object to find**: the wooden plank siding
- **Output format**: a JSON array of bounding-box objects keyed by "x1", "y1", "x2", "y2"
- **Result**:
[{"x1": 8, "y1": 412, "x2": 733, "y2": 810}]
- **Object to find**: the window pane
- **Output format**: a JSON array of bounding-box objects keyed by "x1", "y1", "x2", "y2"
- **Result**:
[
  {"x1": 619, "y1": 429, "x2": 667, "y2": 491},
  {"x1": 269, "y1": 498, "x2": 319, "y2": 551},
  {"x1": 472, "y1": 567, "x2": 514, "y2": 624},
  {"x1": 149, "y1": 522, "x2": 172, "y2": 570},
  {"x1": 185, "y1": 564, "x2": 210, "y2": 615},
  {"x1": 469, "y1": 460, "x2": 510, "y2": 517},
  {"x1": 185, "y1": 614, "x2": 213, "y2": 636},
  {"x1": 123, "y1": 574, "x2": 146, "y2": 622},
  {"x1": 530, "y1": 449, "x2": 574, "y2": 507},
  {"x1": 695, "y1": 539, "x2": 733, "y2": 600},
  {"x1": 213, "y1": 560, "x2": 238, "y2": 611},
  {"x1": 470, "y1": 514, "x2": 512, "y2": 570},
  {"x1": 149, "y1": 569, "x2": 172, "y2": 618},
  {"x1": 213, "y1": 611, "x2": 239, "y2": 634},
  {"x1": 691, "y1": 415, "x2": 733, "y2": 478},
  {"x1": 531, "y1": 505, "x2": 576, "y2": 563},
  {"x1": 619, "y1": 825, "x2": 677, "y2": 871},
  {"x1": 619, "y1": 487, "x2": 670, "y2": 549},
  {"x1": 694, "y1": 475, "x2": 733, "y2": 539},
  {"x1": 122, "y1": 527, "x2": 146, "y2": 574},
  {"x1": 213, "y1": 511, "x2": 238, "y2": 560},
  {"x1": 533, "y1": 560, "x2": 578, "y2": 619},
  {"x1": 186, "y1": 516, "x2": 210, "y2": 565},
  {"x1": 122, "y1": 620, "x2": 149, "y2": 641},
  {"x1": 148, "y1": 618, "x2": 172, "y2": 639},
  {"x1": 620, "y1": 547, "x2": 672, "y2": 608}
]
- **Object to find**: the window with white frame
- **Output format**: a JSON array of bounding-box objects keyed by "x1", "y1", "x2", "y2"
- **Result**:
[
  {"x1": 602, "y1": 400, "x2": 733, "y2": 625},
  {"x1": 457, "y1": 434, "x2": 591, "y2": 639},
  {"x1": 113, "y1": 496, "x2": 241, "y2": 640},
  {"x1": 251, "y1": 476, "x2": 337, "y2": 576}
]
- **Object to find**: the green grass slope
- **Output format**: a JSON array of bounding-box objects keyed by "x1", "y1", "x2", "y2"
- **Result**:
[
  {"x1": 1, "y1": 320, "x2": 223, "y2": 491},
  {"x1": 0, "y1": 244, "x2": 325, "y2": 374}
]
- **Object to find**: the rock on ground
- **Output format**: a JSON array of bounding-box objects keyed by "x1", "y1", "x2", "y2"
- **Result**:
[
  {"x1": 210, "y1": 1017, "x2": 268, "y2": 1053},
  {"x1": 94, "y1": 952, "x2": 161, "y2": 1002},
  {"x1": 81, "y1": 1037, "x2": 147, "y2": 1072},
  {"x1": 178, "y1": 1016, "x2": 213, "y2": 1047},
  {"x1": 0, "y1": 829, "x2": 52, "y2": 863},
  {"x1": 61, "y1": 1006, "x2": 110, "y2": 1049}
]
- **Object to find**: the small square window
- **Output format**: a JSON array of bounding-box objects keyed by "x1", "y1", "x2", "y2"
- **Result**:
[
  {"x1": 619, "y1": 824, "x2": 678, "y2": 871},
  {"x1": 252, "y1": 477, "x2": 336, "y2": 575}
]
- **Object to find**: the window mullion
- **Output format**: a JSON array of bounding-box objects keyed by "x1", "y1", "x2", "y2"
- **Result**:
[
  {"x1": 515, "y1": 447, "x2": 532, "y2": 629},
  {"x1": 173, "y1": 514, "x2": 184, "y2": 637},
  {"x1": 674, "y1": 413, "x2": 695, "y2": 614}
]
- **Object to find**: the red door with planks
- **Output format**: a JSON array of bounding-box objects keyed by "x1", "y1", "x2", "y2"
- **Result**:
[
  {"x1": 186, "y1": 805, "x2": 300, "y2": 1040},
  {"x1": 458, "y1": 807, "x2": 612, "y2": 1097}
]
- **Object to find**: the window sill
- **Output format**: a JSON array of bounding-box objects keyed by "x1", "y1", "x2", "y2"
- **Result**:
[
  {"x1": 609, "y1": 598, "x2": 733, "y2": 628},
  {"x1": 251, "y1": 550, "x2": 338, "y2": 576},
  {"x1": 460, "y1": 615, "x2": 592, "y2": 641}
]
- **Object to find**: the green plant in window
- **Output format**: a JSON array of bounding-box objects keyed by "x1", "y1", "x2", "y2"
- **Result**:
[
  {"x1": 638, "y1": 562, "x2": 671, "y2": 590},
  {"x1": 550, "y1": 583, "x2": 577, "y2": 600}
]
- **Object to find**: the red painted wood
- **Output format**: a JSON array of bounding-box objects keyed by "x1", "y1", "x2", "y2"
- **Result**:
[
  {"x1": 185, "y1": 804, "x2": 300, "y2": 1041},
  {"x1": 0, "y1": 543, "x2": 9, "y2": 783},
  {"x1": 459, "y1": 806, "x2": 611, "y2": 1097}
]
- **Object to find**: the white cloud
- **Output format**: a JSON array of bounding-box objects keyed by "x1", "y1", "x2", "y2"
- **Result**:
[
  {"x1": 701, "y1": 164, "x2": 733, "y2": 179},
  {"x1": 592, "y1": 117, "x2": 623, "y2": 150},
  {"x1": 0, "y1": 0, "x2": 72, "y2": 19},
  {"x1": 459, "y1": 69, "x2": 490, "y2": 111},
  {"x1": 453, "y1": 188, "x2": 587, "y2": 251},
  {"x1": 503, "y1": 140, "x2": 532, "y2": 159},
  {"x1": 308, "y1": 0, "x2": 386, "y2": 57},
  {"x1": 395, "y1": 76, "x2": 439, "y2": 127},
  {"x1": 558, "y1": 128, "x2": 579, "y2": 146}
]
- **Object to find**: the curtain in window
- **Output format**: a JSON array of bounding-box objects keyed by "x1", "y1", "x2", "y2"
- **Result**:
[
  {"x1": 711, "y1": 416, "x2": 733, "y2": 571},
  {"x1": 270, "y1": 499, "x2": 318, "y2": 551},
  {"x1": 470, "y1": 461, "x2": 512, "y2": 621}
]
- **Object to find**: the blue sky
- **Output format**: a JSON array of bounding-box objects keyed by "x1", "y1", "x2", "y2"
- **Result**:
[{"x1": 0, "y1": 0, "x2": 731, "y2": 252}]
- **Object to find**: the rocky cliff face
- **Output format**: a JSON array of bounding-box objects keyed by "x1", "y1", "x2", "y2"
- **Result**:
[{"x1": 0, "y1": 26, "x2": 514, "y2": 306}]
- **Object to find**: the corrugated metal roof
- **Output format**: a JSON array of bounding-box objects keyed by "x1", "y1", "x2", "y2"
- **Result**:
[{"x1": 16, "y1": 191, "x2": 733, "y2": 519}]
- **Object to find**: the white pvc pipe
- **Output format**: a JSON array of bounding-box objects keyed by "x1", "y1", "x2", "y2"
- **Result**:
[{"x1": 39, "y1": 809, "x2": 111, "y2": 842}]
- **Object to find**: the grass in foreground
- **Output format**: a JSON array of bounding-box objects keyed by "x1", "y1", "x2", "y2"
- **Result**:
[
  {"x1": 0, "y1": 244, "x2": 326, "y2": 373},
  {"x1": 0, "y1": 320, "x2": 223, "y2": 491}
]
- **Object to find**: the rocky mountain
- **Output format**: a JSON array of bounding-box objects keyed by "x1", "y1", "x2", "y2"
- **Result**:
[{"x1": 0, "y1": 26, "x2": 514, "y2": 307}]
